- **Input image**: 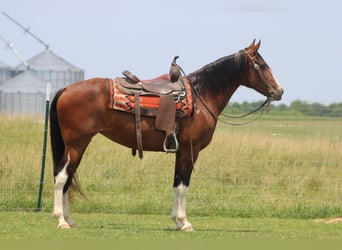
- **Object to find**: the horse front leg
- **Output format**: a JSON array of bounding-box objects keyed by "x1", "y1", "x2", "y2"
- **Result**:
[
  {"x1": 172, "y1": 182, "x2": 193, "y2": 231},
  {"x1": 171, "y1": 149, "x2": 198, "y2": 231}
]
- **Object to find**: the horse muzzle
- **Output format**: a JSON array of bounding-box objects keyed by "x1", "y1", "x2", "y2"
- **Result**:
[{"x1": 269, "y1": 88, "x2": 284, "y2": 101}]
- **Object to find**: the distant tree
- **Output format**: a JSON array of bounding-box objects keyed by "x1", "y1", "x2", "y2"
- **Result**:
[
  {"x1": 277, "y1": 104, "x2": 288, "y2": 111},
  {"x1": 327, "y1": 103, "x2": 342, "y2": 117},
  {"x1": 226, "y1": 100, "x2": 342, "y2": 117},
  {"x1": 290, "y1": 100, "x2": 308, "y2": 115},
  {"x1": 310, "y1": 102, "x2": 328, "y2": 116}
]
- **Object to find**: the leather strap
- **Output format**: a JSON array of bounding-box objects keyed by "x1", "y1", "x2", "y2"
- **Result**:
[
  {"x1": 155, "y1": 94, "x2": 176, "y2": 136},
  {"x1": 122, "y1": 70, "x2": 140, "y2": 83},
  {"x1": 134, "y1": 91, "x2": 143, "y2": 159}
]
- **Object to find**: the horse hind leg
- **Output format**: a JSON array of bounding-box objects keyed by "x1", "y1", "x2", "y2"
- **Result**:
[
  {"x1": 53, "y1": 151, "x2": 79, "y2": 229},
  {"x1": 53, "y1": 153, "x2": 71, "y2": 228},
  {"x1": 171, "y1": 149, "x2": 198, "y2": 232},
  {"x1": 62, "y1": 189, "x2": 77, "y2": 228}
]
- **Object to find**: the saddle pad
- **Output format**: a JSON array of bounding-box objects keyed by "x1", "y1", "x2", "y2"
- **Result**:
[{"x1": 107, "y1": 77, "x2": 193, "y2": 117}]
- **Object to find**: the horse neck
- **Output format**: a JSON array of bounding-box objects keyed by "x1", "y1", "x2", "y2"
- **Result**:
[{"x1": 188, "y1": 52, "x2": 247, "y2": 115}]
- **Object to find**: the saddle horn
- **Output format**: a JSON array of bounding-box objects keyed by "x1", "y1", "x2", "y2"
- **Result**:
[{"x1": 169, "y1": 56, "x2": 181, "y2": 83}]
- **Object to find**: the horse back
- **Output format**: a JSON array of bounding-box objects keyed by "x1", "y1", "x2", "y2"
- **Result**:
[{"x1": 59, "y1": 78, "x2": 109, "y2": 108}]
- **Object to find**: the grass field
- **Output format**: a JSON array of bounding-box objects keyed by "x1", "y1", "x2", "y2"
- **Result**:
[
  {"x1": 1, "y1": 212, "x2": 342, "y2": 239},
  {"x1": 1, "y1": 113, "x2": 342, "y2": 239}
]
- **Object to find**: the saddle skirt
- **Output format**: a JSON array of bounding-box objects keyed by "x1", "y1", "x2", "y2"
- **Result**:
[{"x1": 107, "y1": 75, "x2": 193, "y2": 117}]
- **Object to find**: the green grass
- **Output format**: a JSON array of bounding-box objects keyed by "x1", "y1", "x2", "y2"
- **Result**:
[
  {"x1": 1, "y1": 211, "x2": 342, "y2": 239},
  {"x1": 1, "y1": 114, "x2": 342, "y2": 238}
]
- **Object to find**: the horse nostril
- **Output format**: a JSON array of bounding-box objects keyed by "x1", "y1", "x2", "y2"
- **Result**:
[
  {"x1": 270, "y1": 88, "x2": 283, "y2": 101},
  {"x1": 276, "y1": 89, "x2": 284, "y2": 100}
]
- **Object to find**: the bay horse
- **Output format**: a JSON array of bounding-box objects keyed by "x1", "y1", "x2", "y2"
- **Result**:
[{"x1": 50, "y1": 40, "x2": 283, "y2": 231}]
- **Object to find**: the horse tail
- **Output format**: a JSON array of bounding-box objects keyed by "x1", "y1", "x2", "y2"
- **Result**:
[
  {"x1": 50, "y1": 88, "x2": 66, "y2": 175},
  {"x1": 50, "y1": 88, "x2": 87, "y2": 198}
]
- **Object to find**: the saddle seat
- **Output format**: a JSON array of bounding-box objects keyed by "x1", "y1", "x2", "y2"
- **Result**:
[{"x1": 119, "y1": 70, "x2": 183, "y2": 95}]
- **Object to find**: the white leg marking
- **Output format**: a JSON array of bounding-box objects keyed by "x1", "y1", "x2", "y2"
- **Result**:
[
  {"x1": 171, "y1": 182, "x2": 193, "y2": 231},
  {"x1": 63, "y1": 190, "x2": 77, "y2": 228},
  {"x1": 53, "y1": 153, "x2": 71, "y2": 229}
]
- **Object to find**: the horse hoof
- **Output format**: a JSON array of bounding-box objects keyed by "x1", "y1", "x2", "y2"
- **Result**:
[
  {"x1": 176, "y1": 225, "x2": 194, "y2": 232},
  {"x1": 57, "y1": 223, "x2": 70, "y2": 229},
  {"x1": 69, "y1": 223, "x2": 78, "y2": 228},
  {"x1": 181, "y1": 226, "x2": 194, "y2": 232}
]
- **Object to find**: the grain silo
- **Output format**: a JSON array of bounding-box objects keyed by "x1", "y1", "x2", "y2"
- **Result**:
[
  {"x1": 0, "y1": 60, "x2": 13, "y2": 85},
  {"x1": 1, "y1": 13, "x2": 84, "y2": 114},
  {"x1": 0, "y1": 70, "x2": 47, "y2": 114},
  {"x1": 15, "y1": 49, "x2": 84, "y2": 90}
]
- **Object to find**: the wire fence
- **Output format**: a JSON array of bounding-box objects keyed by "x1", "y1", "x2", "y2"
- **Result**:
[{"x1": 0, "y1": 107, "x2": 342, "y2": 219}]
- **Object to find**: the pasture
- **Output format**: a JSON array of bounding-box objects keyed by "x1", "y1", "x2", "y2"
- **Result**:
[{"x1": 1, "y1": 113, "x2": 342, "y2": 239}]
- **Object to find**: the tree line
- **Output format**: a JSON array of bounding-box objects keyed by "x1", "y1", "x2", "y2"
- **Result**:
[{"x1": 226, "y1": 100, "x2": 342, "y2": 117}]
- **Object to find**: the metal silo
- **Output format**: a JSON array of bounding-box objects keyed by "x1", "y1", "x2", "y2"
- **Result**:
[
  {"x1": 0, "y1": 60, "x2": 13, "y2": 85},
  {"x1": 15, "y1": 49, "x2": 84, "y2": 90},
  {"x1": 1, "y1": 13, "x2": 84, "y2": 114},
  {"x1": 0, "y1": 70, "x2": 47, "y2": 114}
]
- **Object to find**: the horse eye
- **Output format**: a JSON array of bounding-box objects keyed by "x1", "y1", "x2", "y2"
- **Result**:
[{"x1": 254, "y1": 64, "x2": 260, "y2": 71}]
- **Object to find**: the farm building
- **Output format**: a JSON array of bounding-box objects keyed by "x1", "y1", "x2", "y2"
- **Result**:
[
  {"x1": 15, "y1": 49, "x2": 84, "y2": 90},
  {"x1": 0, "y1": 60, "x2": 13, "y2": 85},
  {"x1": 0, "y1": 70, "x2": 47, "y2": 114},
  {"x1": 0, "y1": 49, "x2": 84, "y2": 114}
]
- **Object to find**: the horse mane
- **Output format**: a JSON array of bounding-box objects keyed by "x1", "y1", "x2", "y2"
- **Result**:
[{"x1": 187, "y1": 51, "x2": 247, "y2": 96}]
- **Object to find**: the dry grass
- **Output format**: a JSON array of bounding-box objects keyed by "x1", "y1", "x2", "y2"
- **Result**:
[{"x1": 1, "y1": 114, "x2": 342, "y2": 219}]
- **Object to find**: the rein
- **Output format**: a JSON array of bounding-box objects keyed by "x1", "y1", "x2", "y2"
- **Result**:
[
  {"x1": 192, "y1": 86, "x2": 271, "y2": 126},
  {"x1": 175, "y1": 53, "x2": 271, "y2": 126},
  {"x1": 173, "y1": 52, "x2": 271, "y2": 168},
  {"x1": 220, "y1": 99, "x2": 269, "y2": 119}
]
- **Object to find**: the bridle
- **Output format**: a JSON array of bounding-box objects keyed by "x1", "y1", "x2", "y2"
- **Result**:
[
  {"x1": 244, "y1": 49, "x2": 274, "y2": 93},
  {"x1": 190, "y1": 49, "x2": 272, "y2": 126},
  {"x1": 173, "y1": 50, "x2": 272, "y2": 167}
]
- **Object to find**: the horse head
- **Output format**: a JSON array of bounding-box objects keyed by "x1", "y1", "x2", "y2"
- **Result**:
[{"x1": 242, "y1": 40, "x2": 284, "y2": 101}]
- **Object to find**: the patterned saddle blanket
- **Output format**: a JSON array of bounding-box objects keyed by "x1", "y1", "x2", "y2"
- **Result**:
[{"x1": 107, "y1": 74, "x2": 193, "y2": 117}]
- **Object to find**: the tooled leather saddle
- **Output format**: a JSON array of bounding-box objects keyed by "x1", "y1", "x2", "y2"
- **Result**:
[{"x1": 111, "y1": 56, "x2": 192, "y2": 159}]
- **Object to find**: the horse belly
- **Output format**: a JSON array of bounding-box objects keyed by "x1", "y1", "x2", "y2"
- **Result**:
[{"x1": 100, "y1": 111, "x2": 166, "y2": 152}]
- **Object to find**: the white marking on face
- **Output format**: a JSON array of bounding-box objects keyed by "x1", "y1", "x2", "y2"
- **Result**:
[{"x1": 270, "y1": 70, "x2": 283, "y2": 91}]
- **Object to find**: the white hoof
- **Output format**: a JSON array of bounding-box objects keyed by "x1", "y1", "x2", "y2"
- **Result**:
[
  {"x1": 173, "y1": 217, "x2": 194, "y2": 232},
  {"x1": 57, "y1": 223, "x2": 70, "y2": 229},
  {"x1": 177, "y1": 225, "x2": 194, "y2": 232}
]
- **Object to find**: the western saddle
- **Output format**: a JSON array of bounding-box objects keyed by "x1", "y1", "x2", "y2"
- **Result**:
[{"x1": 116, "y1": 56, "x2": 187, "y2": 159}]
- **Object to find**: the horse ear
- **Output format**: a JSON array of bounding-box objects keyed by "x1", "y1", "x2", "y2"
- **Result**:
[
  {"x1": 249, "y1": 39, "x2": 256, "y2": 48},
  {"x1": 247, "y1": 39, "x2": 261, "y2": 56},
  {"x1": 255, "y1": 40, "x2": 261, "y2": 51}
]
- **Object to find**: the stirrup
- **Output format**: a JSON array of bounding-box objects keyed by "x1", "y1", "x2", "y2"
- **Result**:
[{"x1": 163, "y1": 133, "x2": 179, "y2": 153}]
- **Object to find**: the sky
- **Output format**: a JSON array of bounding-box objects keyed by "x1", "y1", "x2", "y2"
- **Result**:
[{"x1": 1, "y1": 0, "x2": 341, "y2": 105}]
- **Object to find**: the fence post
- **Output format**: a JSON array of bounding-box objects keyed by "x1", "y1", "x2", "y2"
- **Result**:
[{"x1": 35, "y1": 82, "x2": 51, "y2": 211}]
